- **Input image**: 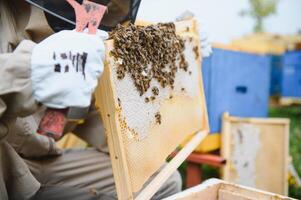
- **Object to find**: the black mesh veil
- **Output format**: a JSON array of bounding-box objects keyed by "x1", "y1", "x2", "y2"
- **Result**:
[{"x1": 25, "y1": 0, "x2": 142, "y2": 32}]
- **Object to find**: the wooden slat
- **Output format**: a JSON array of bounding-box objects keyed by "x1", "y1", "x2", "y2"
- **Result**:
[
  {"x1": 221, "y1": 112, "x2": 232, "y2": 181},
  {"x1": 221, "y1": 112, "x2": 290, "y2": 195},
  {"x1": 164, "y1": 179, "x2": 295, "y2": 200},
  {"x1": 135, "y1": 130, "x2": 207, "y2": 200},
  {"x1": 222, "y1": 113, "x2": 290, "y2": 125},
  {"x1": 95, "y1": 61, "x2": 133, "y2": 200},
  {"x1": 218, "y1": 189, "x2": 257, "y2": 200}
]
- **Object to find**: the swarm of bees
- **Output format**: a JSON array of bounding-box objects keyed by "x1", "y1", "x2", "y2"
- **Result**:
[
  {"x1": 110, "y1": 23, "x2": 191, "y2": 126},
  {"x1": 110, "y1": 23, "x2": 189, "y2": 97}
]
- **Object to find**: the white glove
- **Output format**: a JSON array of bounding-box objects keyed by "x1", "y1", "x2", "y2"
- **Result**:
[{"x1": 31, "y1": 30, "x2": 107, "y2": 109}]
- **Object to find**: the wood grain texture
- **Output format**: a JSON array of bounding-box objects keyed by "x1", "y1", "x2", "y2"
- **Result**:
[
  {"x1": 135, "y1": 130, "x2": 207, "y2": 200},
  {"x1": 221, "y1": 112, "x2": 290, "y2": 195},
  {"x1": 95, "y1": 18, "x2": 209, "y2": 200},
  {"x1": 231, "y1": 33, "x2": 301, "y2": 54},
  {"x1": 95, "y1": 61, "x2": 134, "y2": 199},
  {"x1": 164, "y1": 179, "x2": 294, "y2": 200}
]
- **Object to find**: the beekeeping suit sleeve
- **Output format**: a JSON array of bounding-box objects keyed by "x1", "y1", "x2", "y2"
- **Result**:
[
  {"x1": 0, "y1": 40, "x2": 42, "y2": 200},
  {"x1": 0, "y1": 40, "x2": 37, "y2": 140},
  {"x1": 0, "y1": 40, "x2": 62, "y2": 158}
]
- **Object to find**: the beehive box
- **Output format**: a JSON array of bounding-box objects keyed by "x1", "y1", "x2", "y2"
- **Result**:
[
  {"x1": 95, "y1": 19, "x2": 209, "y2": 199},
  {"x1": 269, "y1": 51, "x2": 301, "y2": 106},
  {"x1": 202, "y1": 45, "x2": 271, "y2": 133},
  {"x1": 164, "y1": 179, "x2": 295, "y2": 200},
  {"x1": 231, "y1": 33, "x2": 301, "y2": 101},
  {"x1": 270, "y1": 51, "x2": 301, "y2": 100},
  {"x1": 279, "y1": 51, "x2": 301, "y2": 98},
  {"x1": 221, "y1": 113, "x2": 290, "y2": 195},
  {"x1": 270, "y1": 55, "x2": 283, "y2": 95}
]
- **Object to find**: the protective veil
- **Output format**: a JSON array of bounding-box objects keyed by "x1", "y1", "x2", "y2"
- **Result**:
[{"x1": 25, "y1": 0, "x2": 142, "y2": 32}]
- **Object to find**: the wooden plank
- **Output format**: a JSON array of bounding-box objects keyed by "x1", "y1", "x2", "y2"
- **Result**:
[
  {"x1": 231, "y1": 33, "x2": 301, "y2": 54},
  {"x1": 222, "y1": 113, "x2": 289, "y2": 125},
  {"x1": 135, "y1": 130, "x2": 207, "y2": 200},
  {"x1": 284, "y1": 119, "x2": 290, "y2": 195},
  {"x1": 221, "y1": 112, "x2": 290, "y2": 195},
  {"x1": 163, "y1": 179, "x2": 222, "y2": 200},
  {"x1": 95, "y1": 61, "x2": 134, "y2": 199},
  {"x1": 270, "y1": 96, "x2": 301, "y2": 107},
  {"x1": 219, "y1": 182, "x2": 294, "y2": 200},
  {"x1": 165, "y1": 179, "x2": 295, "y2": 200},
  {"x1": 220, "y1": 181, "x2": 294, "y2": 200},
  {"x1": 95, "y1": 18, "x2": 209, "y2": 199},
  {"x1": 212, "y1": 43, "x2": 274, "y2": 55},
  {"x1": 221, "y1": 112, "x2": 232, "y2": 181},
  {"x1": 280, "y1": 97, "x2": 301, "y2": 106},
  {"x1": 218, "y1": 189, "x2": 257, "y2": 200},
  {"x1": 230, "y1": 33, "x2": 285, "y2": 55}
]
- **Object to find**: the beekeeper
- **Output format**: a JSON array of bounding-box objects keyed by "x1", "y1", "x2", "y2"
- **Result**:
[{"x1": 0, "y1": 0, "x2": 182, "y2": 199}]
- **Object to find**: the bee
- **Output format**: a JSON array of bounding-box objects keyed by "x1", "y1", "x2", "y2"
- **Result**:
[
  {"x1": 155, "y1": 112, "x2": 162, "y2": 125},
  {"x1": 152, "y1": 87, "x2": 159, "y2": 96},
  {"x1": 117, "y1": 98, "x2": 121, "y2": 107},
  {"x1": 193, "y1": 46, "x2": 200, "y2": 59}
]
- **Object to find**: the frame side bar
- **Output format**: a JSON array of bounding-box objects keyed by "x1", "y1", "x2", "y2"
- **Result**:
[{"x1": 135, "y1": 130, "x2": 208, "y2": 200}]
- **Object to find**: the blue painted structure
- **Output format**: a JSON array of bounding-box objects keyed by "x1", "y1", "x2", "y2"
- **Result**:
[
  {"x1": 202, "y1": 48, "x2": 271, "y2": 133},
  {"x1": 270, "y1": 55, "x2": 283, "y2": 95},
  {"x1": 270, "y1": 50, "x2": 301, "y2": 97}
]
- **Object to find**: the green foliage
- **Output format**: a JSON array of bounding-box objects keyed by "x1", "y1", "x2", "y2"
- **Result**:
[
  {"x1": 269, "y1": 106, "x2": 301, "y2": 199},
  {"x1": 240, "y1": 0, "x2": 279, "y2": 32}
]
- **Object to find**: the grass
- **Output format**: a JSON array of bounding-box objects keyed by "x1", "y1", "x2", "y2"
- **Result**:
[
  {"x1": 179, "y1": 106, "x2": 301, "y2": 198},
  {"x1": 269, "y1": 106, "x2": 301, "y2": 199}
]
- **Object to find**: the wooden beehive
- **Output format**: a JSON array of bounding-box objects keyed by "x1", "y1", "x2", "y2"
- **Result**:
[
  {"x1": 221, "y1": 113, "x2": 290, "y2": 195},
  {"x1": 164, "y1": 179, "x2": 295, "y2": 200},
  {"x1": 231, "y1": 33, "x2": 301, "y2": 103},
  {"x1": 202, "y1": 44, "x2": 271, "y2": 133},
  {"x1": 95, "y1": 19, "x2": 209, "y2": 199},
  {"x1": 231, "y1": 33, "x2": 301, "y2": 55}
]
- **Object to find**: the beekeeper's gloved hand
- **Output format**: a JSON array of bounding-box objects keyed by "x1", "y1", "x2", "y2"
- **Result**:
[
  {"x1": 31, "y1": 30, "x2": 108, "y2": 109},
  {"x1": 176, "y1": 11, "x2": 212, "y2": 58}
]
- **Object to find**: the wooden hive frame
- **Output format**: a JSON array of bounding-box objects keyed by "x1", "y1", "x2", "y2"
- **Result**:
[
  {"x1": 95, "y1": 19, "x2": 209, "y2": 200},
  {"x1": 221, "y1": 112, "x2": 290, "y2": 195},
  {"x1": 164, "y1": 178, "x2": 295, "y2": 200}
]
